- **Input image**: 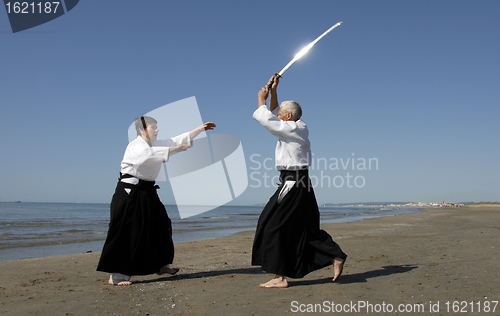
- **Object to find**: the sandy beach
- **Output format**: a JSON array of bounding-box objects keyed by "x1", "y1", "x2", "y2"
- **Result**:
[{"x1": 1, "y1": 205, "x2": 498, "y2": 315}]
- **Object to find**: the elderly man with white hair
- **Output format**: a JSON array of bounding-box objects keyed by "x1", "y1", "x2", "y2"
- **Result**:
[{"x1": 251, "y1": 74, "x2": 347, "y2": 288}]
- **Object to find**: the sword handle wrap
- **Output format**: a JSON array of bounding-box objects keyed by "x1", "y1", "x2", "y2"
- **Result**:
[{"x1": 267, "y1": 73, "x2": 282, "y2": 89}]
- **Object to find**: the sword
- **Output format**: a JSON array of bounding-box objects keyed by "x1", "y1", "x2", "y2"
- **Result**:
[{"x1": 268, "y1": 22, "x2": 343, "y2": 87}]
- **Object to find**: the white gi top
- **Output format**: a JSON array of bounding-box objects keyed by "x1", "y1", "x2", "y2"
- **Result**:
[
  {"x1": 253, "y1": 105, "x2": 311, "y2": 170},
  {"x1": 120, "y1": 132, "x2": 191, "y2": 182}
]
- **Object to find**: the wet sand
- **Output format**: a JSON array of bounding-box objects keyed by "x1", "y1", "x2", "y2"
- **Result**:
[{"x1": 1, "y1": 205, "x2": 499, "y2": 315}]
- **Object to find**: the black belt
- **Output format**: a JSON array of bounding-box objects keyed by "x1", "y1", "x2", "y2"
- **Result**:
[
  {"x1": 279, "y1": 169, "x2": 309, "y2": 182},
  {"x1": 119, "y1": 173, "x2": 159, "y2": 190}
]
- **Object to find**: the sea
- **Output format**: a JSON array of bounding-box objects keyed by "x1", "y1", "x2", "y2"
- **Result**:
[{"x1": 0, "y1": 202, "x2": 423, "y2": 262}]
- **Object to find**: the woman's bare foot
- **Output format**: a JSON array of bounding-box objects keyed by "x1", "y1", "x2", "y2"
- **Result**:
[
  {"x1": 332, "y1": 258, "x2": 345, "y2": 282},
  {"x1": 108, "y1": 275, "x2": 132, "y2": 286},
  {"x1": 259, "y1": 276, "x2": 288, "y2": 288}
]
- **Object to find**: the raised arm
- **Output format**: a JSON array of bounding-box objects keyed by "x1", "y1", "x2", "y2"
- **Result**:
[
  {"x1": 269, "y1": 73, "x2": 280, "y2": 112},
  {"x1": 258, "y1": 86, "x2": 269, "y2": 108},
  {"x1": 258, "y1": 74, "x2": 280, "y2": 111}
]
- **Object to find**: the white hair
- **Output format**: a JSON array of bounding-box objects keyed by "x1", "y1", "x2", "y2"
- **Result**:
[{"x1": 280, "y1": 101, "x2": 302, "y2": 121}]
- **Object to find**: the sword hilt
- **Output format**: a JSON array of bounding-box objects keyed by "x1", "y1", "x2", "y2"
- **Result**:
[{"x1": 267, "y1": 73, "x2": 282, "y2": 89}]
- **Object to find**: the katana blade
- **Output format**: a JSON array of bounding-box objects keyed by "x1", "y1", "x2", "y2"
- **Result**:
[{"x1": 276, "y1": 22, "x2": 342, "y2": 78}]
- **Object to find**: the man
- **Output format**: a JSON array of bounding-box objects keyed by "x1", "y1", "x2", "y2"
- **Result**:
[
  {"x1": 251, "y1": 75, "x2": 346, "y2": 288},
  {"x1": 97, "y1": 116, "x2": 215, "y2": 285}
]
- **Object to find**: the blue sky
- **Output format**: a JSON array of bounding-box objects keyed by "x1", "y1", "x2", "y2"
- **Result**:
[{"x1": 1, "y1": 0, "x2": 499, "y2": 205}]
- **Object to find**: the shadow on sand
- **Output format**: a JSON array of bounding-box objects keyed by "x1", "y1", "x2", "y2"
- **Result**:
[
  {"x1": 134, "y1": 267, "x2": 265, "y2": 284},
  {"x1": 289, "y1": 264, "x2": 419, "y2": 287},
  {"x1": 135, "y1": 264, "x2": 418, "y2": 287}
]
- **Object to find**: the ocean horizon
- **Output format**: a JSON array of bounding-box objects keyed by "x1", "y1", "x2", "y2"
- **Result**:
[{"x1": 0, "y1": 201, "x2": 425, "y2": 262}]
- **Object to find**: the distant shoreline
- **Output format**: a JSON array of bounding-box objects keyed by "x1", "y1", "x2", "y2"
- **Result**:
[
  {"x1": 467, "y1": 201, "x2": 500, "y2": 205},
  {"x1": 466, "y1": 202, "x2": 500, "y2": 207}
]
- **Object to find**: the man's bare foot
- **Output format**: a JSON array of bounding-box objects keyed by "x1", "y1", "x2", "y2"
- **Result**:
[
  {"x1": 108, "y1": 275, "x2": 132, "y2": 286},
  {"x1": 157, "y1": 266, "x2": 179, "y2": 276},
  {"x1": 259, "y1": 276, "x2": 288, "y2": 288},
  {"x1": 332, "y1": 257, "x2": 345, "y2": 282}
]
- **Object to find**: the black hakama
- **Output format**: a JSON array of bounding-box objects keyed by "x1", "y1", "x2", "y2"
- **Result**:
[
  {"x1": 97, "y1": 176, "x2": 174, "y2": 276},
  {"x1": 252, "y1": 170, "x2": 347, "y2": 279}
]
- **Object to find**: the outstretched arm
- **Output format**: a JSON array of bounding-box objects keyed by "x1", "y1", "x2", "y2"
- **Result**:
[
  {"x1": 166, "y1": 122, "x2": 215, "y2": 157},
  {"x1": 168, "y1": 143, "x2": 191, "y2": 156},
  {"x1": 189, "y1": 122, "x2": 216, "y2": 140}
]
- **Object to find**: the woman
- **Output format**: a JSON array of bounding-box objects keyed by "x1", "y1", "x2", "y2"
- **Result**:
[{"x1": 97, "y1": 116, "x2": 215, "y2": 285}]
